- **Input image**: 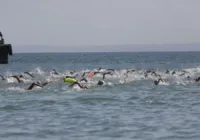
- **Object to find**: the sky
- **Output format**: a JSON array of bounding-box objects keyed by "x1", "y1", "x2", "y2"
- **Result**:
[{"x1": 0, "y1": 0, "x2": 200, "y2": 52}]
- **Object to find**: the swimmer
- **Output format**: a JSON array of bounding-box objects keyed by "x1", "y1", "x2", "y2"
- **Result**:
[
  {"x1": 126, "y1": 69, "x2": 135, "y2": 74},
  {"x1": 81, "y1": 71, "x2": 90, "y2": 77},
  {"x1": 98, "y1": 68, "x2": 102, "y2": 71},
  {"x1": 144, "y1": 72, "x2": 148, "y2": 77},
  {"x1": 24, "y1": 72, "x2": 34, "y2": 78},
  {"x1": 124, "y1": 69, "x2": 135, "y2": 78},
  {"x1": 172, "y1": 71, "x2": 176, "y2": 75},
  {"x1": 94, "y1": 71, "x2": 102, "y2": 75},
  {"x1": 11, "y1": 75, "x2": 24, "y2": 83},
  {"x1": 187, "y1": 76, "x2": 192, "y2": 80},
  {"x1": 165, "y1": 69, "x2": 170, "y2": 74},
  {"x1": 125, "y1": 68, "x2": 134, "y2": 75},
  {"x1": 81, "y1": 72, "x2": 86, "y2": 77},
  {"x1": 182, "y1": 70, "x2": 188, "y2": 73},
  {"x1": 154, "y1": 78, "x2": 164, "y2": 85},
  {"x1": 146, "y1": 70, "x2": 152, "y2": 73},
  {"x1": 157, "y1": 74, "x2": 162, "y2": 78},
  {"x1": 80, "y1": 78, "x2": 88, "y2": 83},
  {"x1": 151, "y1": 71, "x2": 158, "y2": 77},
  {"x1": 103, "y1": 72, "x2": 113, "y2": 79},
  {"x1": 179, "y1": 72, "x2": 186, "y2": 76},
  {"x1": 124, "y1": 72, "x2": 128, "y2": 78},
  {"x1": 73, "y1": 73, "x2": 79, "y2": 78},
  {"x1": 69, "y1": 71, "x2": 79, "y2": 78},
  {"x1": 27, "y1": 80, "x2": 52, "y2": 90},
  {"x1": 0, "y1": 75, "x2": 5, "y2": 80},
  {"x1": 179, "y1": 73, "x2": 185, "y2": 76},
  {"x1": 195, "y1": 77, "x2": 200, "y2": 82},
  {"x1": 151, "y1": 71, "x2": 161, "y2": 78},
  {"x1": 107, "y1": 69, "x2": 115, "y2": 72},
  {"x1": 97, "y1": 80, "x2": 104, "y2": 86},
  {"x1": 52, "y1": 69, "x2": 59, "y2": 75},
  {"x1": 69, "y1": 82, "x2": 88, "y2": 89},
  {"x1": 70, "y1": 71, "x2": 75, "y2": 75}
]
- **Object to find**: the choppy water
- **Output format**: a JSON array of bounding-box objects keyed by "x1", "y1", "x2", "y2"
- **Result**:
[{"x1": 0, "y1": 52, "x2": 200, "y2": 140}]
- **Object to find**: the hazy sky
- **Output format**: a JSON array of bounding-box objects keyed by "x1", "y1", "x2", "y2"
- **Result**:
[{"x1": 1, "y1": 0, "x2": 200, "y2": 52}]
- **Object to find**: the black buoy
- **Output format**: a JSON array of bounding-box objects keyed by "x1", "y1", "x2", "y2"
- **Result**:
[{"x1": 0, "y1": 31, "x2": 13, "y2": 64}]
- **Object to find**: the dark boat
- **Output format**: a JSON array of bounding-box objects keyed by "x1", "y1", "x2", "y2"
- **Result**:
[{"x1": 0, "y1": 32, "x2": 13, "y2": 64}]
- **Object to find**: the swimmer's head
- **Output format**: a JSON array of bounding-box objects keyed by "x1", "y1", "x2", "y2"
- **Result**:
[
  {"x1": 154, "y1": 80, "x2": 159, "y2": 85},
  {"x1": 97, "y1": 80, "x2": 104, "y2": 86},
  {"x1": 36, "y1": 81, "x2": 41, "y2": 84},
  {"x1": 70, "y1": 71, "x2": 75, "y2": 75},
  {"x1": 172, "y1": 71, "x2": 176, "y2": 75},
  {"x1": 19, "y1": 75, "x2": 23, "y2": 78},
  {"x1": 187, "y1": 76, "x2": 191, "y2": 80}
]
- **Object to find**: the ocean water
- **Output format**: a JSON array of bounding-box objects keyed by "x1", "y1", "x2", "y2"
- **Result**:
[{"x1": 0, "y1": 52, "x2": 200, "y2": 140}]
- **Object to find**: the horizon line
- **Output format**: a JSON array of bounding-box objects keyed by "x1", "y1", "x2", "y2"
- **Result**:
[
  {"x1": 14, "y1": 50, "x2": 200, "y2": 54},
  {"x1": 12, "y1": 42, "x2": 200, "y2": 47}
]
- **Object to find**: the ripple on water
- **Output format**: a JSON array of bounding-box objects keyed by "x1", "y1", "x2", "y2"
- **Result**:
[{"x1": 1, "y1": 53, "x2": 200, "y2": 139}]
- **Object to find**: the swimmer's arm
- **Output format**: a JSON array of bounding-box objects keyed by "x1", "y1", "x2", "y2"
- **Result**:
[
  {"x1": 42, "y1": 81, "x2": 52, "y2": 86},
  {"x1": 82, "y1": 72, "x2": 86, "y2": 77},
  {"x1": 82, "y1": 71, "x2": 91, "y2": 77},
  {"x1": 27, "y1": 83, "x2": 42, "y2": 90},
  {"x1": 27, "y1": 83, "x2": 35, "y2": 90},
  {"x1": 24, "y1": 72, "x2": 34, "y2": 78},
  {"x1": 11, "y1": 76, "x2": 22, "y2": 83},
  {"x1": 94, "y1": 72, "x2": 101, "y2": 75},
  {"x1": 103, "y1": 72, "x2": 112, "y2": 79},
  {"x1": 80, "y1": 78, "x2": 88, "y2": 82},
  {"x1": 159, "y1": 78, "x2": 164, "y2": 82},
  {"x1": 77, "y1": 83, "x2": 88, "y2": 89},
  {"x1": 98, "y1": 68, "x2": 102, "y2": 71},
  {"x1": 107, "y1": 69, "x2": 115, "y2": 72},
  {"x1": 54, "y1": 71, "x2": 59, "y2": 75},
  {"x1": 0, "y1": 75, "x2": 5, "y2": 80},
  {"x1": 195, "y1": 77, "x2": 200, "y2": 82},
  {"x1": 35, "y1": 83, "x2": 43, "y2": 88}
]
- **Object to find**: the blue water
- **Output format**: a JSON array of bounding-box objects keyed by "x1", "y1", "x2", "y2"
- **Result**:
[{"x1": 0, "y1": 52, "x2": 200, "y2": 140}]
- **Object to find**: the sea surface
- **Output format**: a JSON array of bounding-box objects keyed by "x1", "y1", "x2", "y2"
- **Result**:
[{"x1": 0, "y1": 52, "x2": 200, "y2": 140}]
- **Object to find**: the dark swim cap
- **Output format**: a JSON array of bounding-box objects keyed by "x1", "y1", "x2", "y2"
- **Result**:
[{"x1": 97, "y1": 80, "x2": 104, "y2": 86}]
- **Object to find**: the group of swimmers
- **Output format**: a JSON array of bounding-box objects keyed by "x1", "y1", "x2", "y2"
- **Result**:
[
  {"x1": 0, "y1": 67, "x2": 200, "y2": 91},
  {"x1": 148, "y1": 69, "x2": 200, "y2": 85}
]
